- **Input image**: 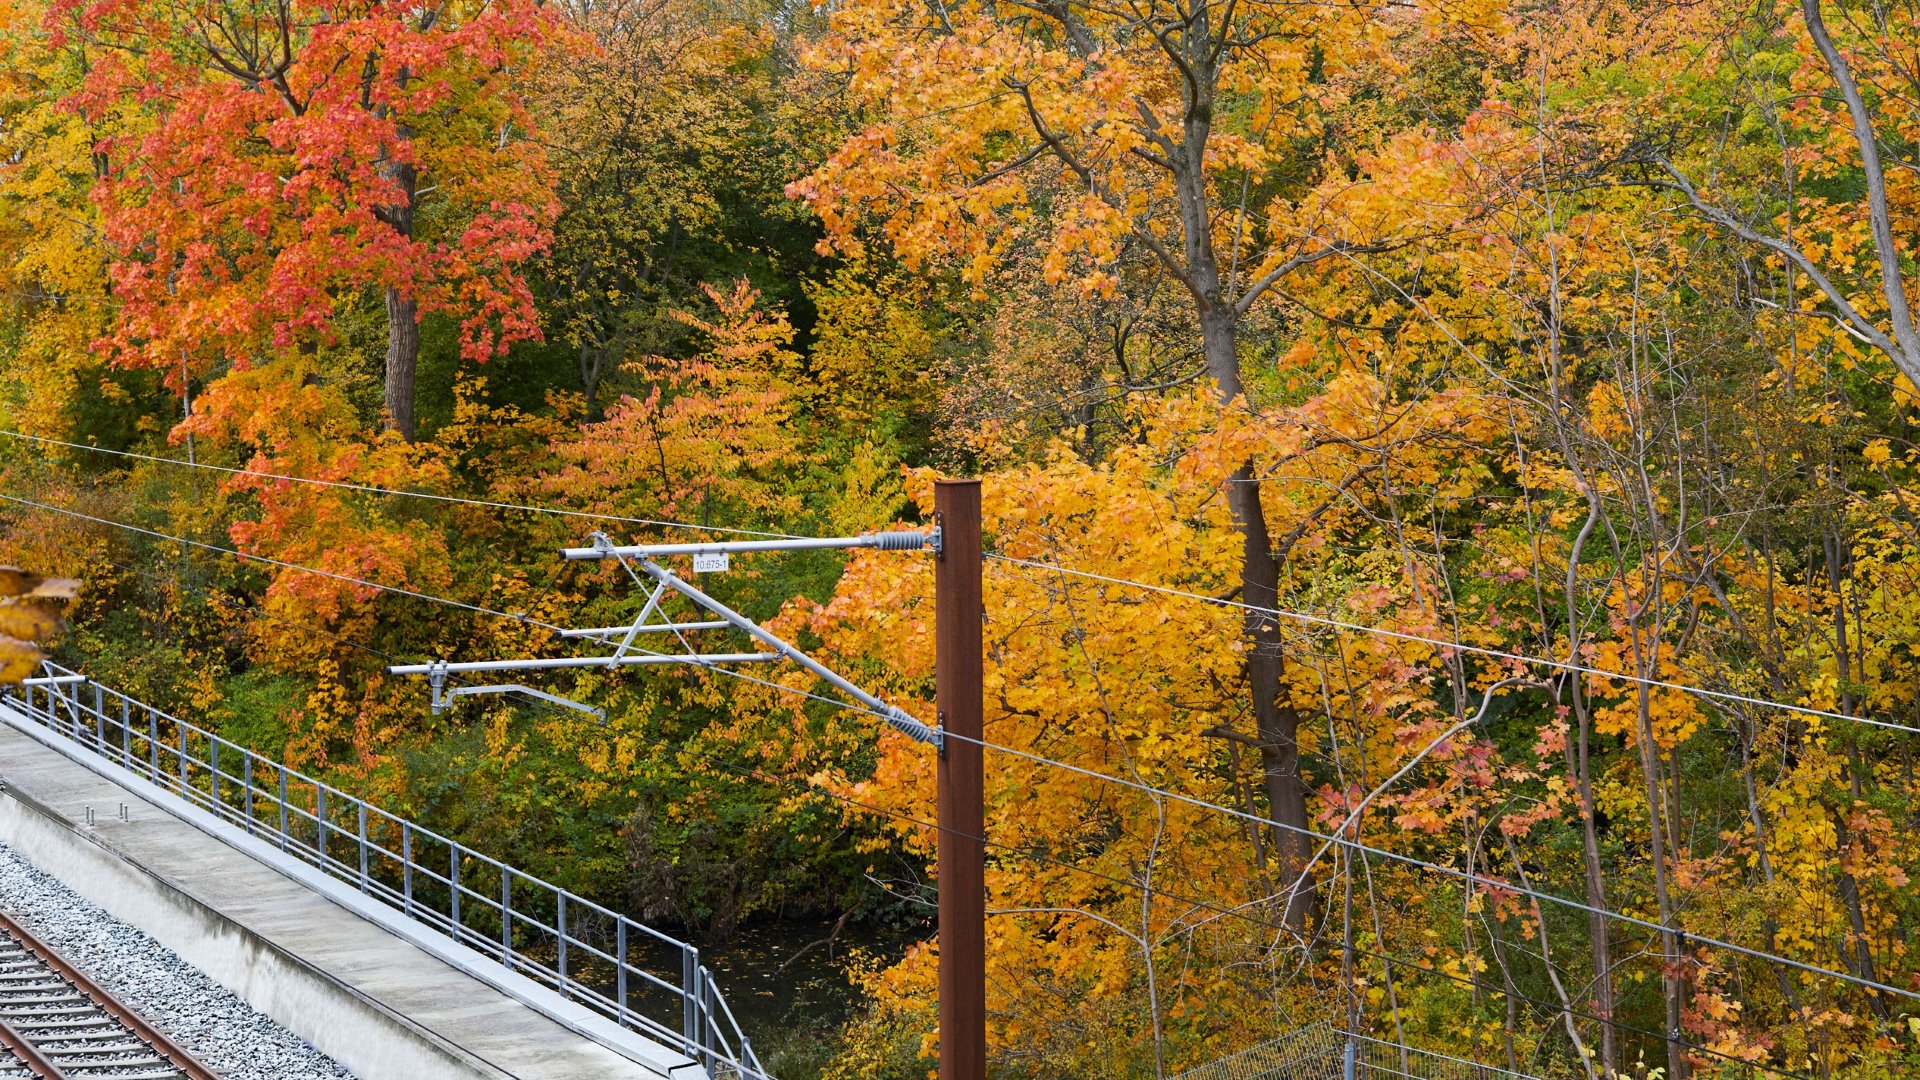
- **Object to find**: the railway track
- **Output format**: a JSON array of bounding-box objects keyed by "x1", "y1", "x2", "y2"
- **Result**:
[{"x1": 0, "y1": 911, "x2": 218, "y2": 1080}]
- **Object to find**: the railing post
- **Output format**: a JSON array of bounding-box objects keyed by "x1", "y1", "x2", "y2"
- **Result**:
[
  {"x1": 450, "y1": 848, "x2": 461, "y2": 932},
  {"x1": 1343, "y1": 1038, "x2": 1357, "y2": 1080},
  {"x1": 91, "y1": 683, "x2": 104, "y2": 750},
  {"x1": 500, "y1": 869, "x2": 513, "y2": 962},
  {"x1": 702, "y1": 970, "x2": 718, "y2": 1059},
  {"x1": 277, "y1": 766, "x2": 289, "y2": 851},
  {"x1": 682, "y1": 946, "x2": 699, "y2": 1056},
  {"x1": 243, "y1": 754, "x2": 254, "y2": 833},
  {"x1": 616, "y1": 920, "x2": 628, "y2": 1023},
  {"x1": 178, "y1": 722, "x2": 189, "y2": 789},
  {"x1": 120, "y1": 698, "x2": 130, "y2": 760},
  {"x1": 148, "y1": 707, "x2": 159, "y2": 775},
  {"x1": 556, "y1": 893, "x2": 568, "y2": 994},
  {"x1": 210, "y1": 738, "x2": 220, "y2": 814},
  {"x1": 316, "y1": 784, "x2": 327, "y2": 864},
  {"x1": 402, "y1": 824, "x2": 413, "y2": 915},
  {"x1": 357, "y1": 803, "x2": 369, "y2": 892}
]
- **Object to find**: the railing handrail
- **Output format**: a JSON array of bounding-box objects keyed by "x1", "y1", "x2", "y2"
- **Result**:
[{"x1": 4, "y1": 662, "x2": 768, "y2": 1080}]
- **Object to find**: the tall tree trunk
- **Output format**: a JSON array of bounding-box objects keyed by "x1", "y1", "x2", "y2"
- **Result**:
[
  {"x1": 1567, "y1": 724, "x2": 1617, "y2": 1073},
  {"x1": 1626, "y1": 623, "x2": 1688, "y2": 1080},
  {"x1": 1199, "y1": 299, "x2": 1313, "y2": 928},
  {"x1": 381, "y1": 123, "x2": 419, "y2": 441},
  {"x1": 1165, "y1": 14, "x2": 1314, "y2": 927},
  {"x1": 1561, "y1": 495, "x2": 1620, "y2": 1075},
  {"x1": 1739, "y1": 714, "x2": 1802, "y2": 1012},
  {"x1": 385, "y1": 284, "x2": 420, "y2": 440},
  {"x1": 1824, "y1": 532, "x2": 1890, "y2": 1018},
  {"x1": 579, "y1": 337, "x2": 605, "y2": 422}
]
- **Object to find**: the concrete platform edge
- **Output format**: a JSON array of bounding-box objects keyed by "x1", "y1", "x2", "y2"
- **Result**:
[
  {"x1": 0, "y1": 705, "x2": 705, "y2": 1079},
  {"x1": 0, "y1": 778, "x2": 506, "y2": 1080}
]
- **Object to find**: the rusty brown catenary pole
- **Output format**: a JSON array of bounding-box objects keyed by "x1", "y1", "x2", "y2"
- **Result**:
[{"x1": 934, "y1": 478, "x2": 984, "y2": 1080}]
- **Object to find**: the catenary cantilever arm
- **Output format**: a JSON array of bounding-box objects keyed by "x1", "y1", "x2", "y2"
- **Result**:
[
  {"x1": 562, "y1": 529, "x2": 938, "y2": 561},
  {"x1": 634, "y1": 557, "x2": 942, "y2": 747}
]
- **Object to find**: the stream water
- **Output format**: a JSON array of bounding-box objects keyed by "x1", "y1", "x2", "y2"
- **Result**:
[{"x1": 696, "y1": 915, "x2": 924, "y2": 1040}]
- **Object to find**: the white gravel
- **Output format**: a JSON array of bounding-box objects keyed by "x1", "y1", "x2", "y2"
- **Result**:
[{"x1": 0, "y1": 840, "x2": 358, "y2": 1080}]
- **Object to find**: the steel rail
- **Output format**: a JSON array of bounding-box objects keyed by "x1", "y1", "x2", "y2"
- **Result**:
[
  {"x1": 0, "y1": 1015, "x2": 66, "y2": 1079},
  {"x1": 0, "y1": 911, "x2": 220, "y2": 1080}
]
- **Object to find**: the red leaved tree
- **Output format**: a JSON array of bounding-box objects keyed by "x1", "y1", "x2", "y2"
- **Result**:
[{"x1": 54, "y1": 0, "x2": 563, "y2": 439}]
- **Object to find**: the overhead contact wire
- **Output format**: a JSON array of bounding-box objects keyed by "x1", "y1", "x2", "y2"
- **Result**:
[
  {"x1": 6, "y1": 492, "x2": 1909, "y2": 1007},
  {"x1": 519, "y1": 694, "x2": 1817, "y2": 1080},
  {"x1": 9, "y1": 430, "x2": 1901, "y2": 735}
]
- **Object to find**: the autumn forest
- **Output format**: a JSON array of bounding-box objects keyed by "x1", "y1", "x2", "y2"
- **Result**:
[{"x1": 1, "y1": 0, "x2": 1918, "y2": 1072}]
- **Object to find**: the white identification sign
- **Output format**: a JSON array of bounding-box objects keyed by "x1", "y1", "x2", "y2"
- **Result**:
[{"x1": 692, "y1": 552, "x2": 731, "y2": 573}]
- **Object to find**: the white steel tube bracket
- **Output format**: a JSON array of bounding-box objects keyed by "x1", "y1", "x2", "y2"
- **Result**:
[
  {"x1": 447, "y1": 684, "x2": 607, "y2": 720},
  {"x1": 627, "y1": 557, "x2": 942, "y2": 748},
  {"x1": 393, "y1": 523, "x2": 944, "y2": 746},
  {"x1": 421, "y1": 662, "x2": 606, "y2": 719},
  {"x1": 565, "y1": 527, "x2": 940, "y2": 561}
]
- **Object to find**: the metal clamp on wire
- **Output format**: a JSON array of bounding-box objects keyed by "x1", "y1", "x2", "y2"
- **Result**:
[{"x1": 882, "y1": 704, "x2": 942, "y2": 748}]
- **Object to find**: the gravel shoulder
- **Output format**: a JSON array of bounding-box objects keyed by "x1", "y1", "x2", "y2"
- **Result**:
[{"x1": 0, "y1": 839, "x2": 359, "y2": 1080}]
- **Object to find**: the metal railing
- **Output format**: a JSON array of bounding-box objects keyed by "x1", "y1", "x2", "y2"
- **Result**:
[{"x1": 3, "y1": 662, "x2": 769, "y2": 1080}]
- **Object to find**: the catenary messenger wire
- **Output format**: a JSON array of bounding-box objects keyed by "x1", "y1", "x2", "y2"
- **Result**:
[
  {"x1": 9, "y1": 430, "x2": 1901, "y2": 735},
  {"x1": 515, "y1": 688, "x2": 1818, "y2": 1080},
  {"x1": 7, "y1": 427, "x2": 1901, "y2": 736},
  {"x1": 6, "y1": 491, "x2": 1911, "y2": 1006}
]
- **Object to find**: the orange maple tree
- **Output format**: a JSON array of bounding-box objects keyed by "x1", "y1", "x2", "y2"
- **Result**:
[{"x1": 52, "y1": 0, "x2": 563, "y2": 438}]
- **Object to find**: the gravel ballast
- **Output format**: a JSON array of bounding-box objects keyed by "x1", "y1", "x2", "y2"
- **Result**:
[{"x1": 0, "y1": 840, "x2": 359, "y2": 1080}]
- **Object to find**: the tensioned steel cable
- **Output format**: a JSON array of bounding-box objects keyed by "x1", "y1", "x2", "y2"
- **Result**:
[
  {"x1": 618, "y1": 632, "x2": 1920, "y2": 1007},
  {"x1": 935, "y1": 725, "x2": 1920, "y2": 1002},
  {"x1": 70, "y1": 545, "x2": 412, "y2": 666},
  {"x1": 66, "y1": 545, "x2": 658, "y2": 737},
  {"x1": 516, "y1": 695, "x2": 1820, "y2": 1080},
  {"x1": 0, "y1": 429, "x2": 808, "y2": 540},
  {"x1": 10, "y1": 425, "x2": 1899, "y2": 737},
  {"x1": 1, "y1": 493, "x2": 881, "y2": 713},
  {"x1": 12, "y1": 430, "x2": 1903, "y2": 736},
  {"x1": 0, "y1": 492, "x2": 571, "y2": 630},
  {"x1": 988, "y1": 554, "x2": 1920, "y2": 735},
  {"x1": 661, "y1": 644, "x2": 1920, "y2": 1007},
  {"x1": 5, "y1": 491, "x2": 1910, "y2": 1007}
]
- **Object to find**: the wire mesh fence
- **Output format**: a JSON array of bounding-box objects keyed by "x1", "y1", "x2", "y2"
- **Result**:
[{"x1": 3, "y1": 663, "x2": 770, "y2": 1080}]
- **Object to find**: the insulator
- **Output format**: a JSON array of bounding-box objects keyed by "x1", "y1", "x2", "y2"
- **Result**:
[
  {"x1": 882, "y1": 704, "x2": 942, "y2": 747},
  {"x1": 868, "y1": 530, "x2": 932, "y2": 551}
]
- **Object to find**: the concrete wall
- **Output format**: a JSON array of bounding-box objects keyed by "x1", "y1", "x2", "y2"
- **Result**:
[
  {"x1": 0, "y1": 708, "x2": 704, "y2": 1080},
  {"x1": 0, "y1": 786, "x2": 505, "y2": 1080}
]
